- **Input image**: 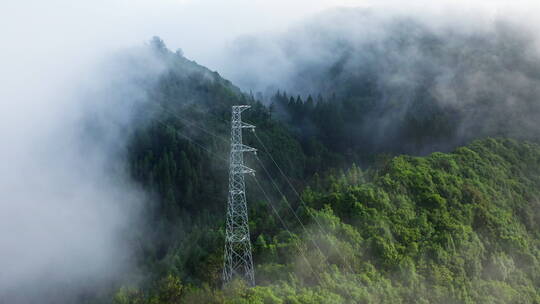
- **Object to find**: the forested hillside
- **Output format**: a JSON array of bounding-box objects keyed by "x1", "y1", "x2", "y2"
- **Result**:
[
  {"x1": 226, "y1": 12, "x2": 540, "y2": 156},
  {"x1": 121, "y1": 134, "x2": 540, "y2": 303},
  {"x1": 108, "y1": 38, "x2": 540, "y2": 303}
]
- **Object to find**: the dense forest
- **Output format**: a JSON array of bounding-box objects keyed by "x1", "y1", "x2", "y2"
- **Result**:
[{"x1": 98, "y1": 35, "x2": 540, "y2": 303}]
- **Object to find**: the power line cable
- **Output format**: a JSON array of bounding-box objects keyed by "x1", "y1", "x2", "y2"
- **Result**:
[
  {"x1": 253, "y1": 132, "x2": 356, "y2": 274},
  {"x1": 252, "y1": 177, "x2": 322, "y2": 283},
  {"x1": 153, "y1": 102, "x2": 230, "y2": 144},
  {"x1": 153, "y1": 119, "x2": 228, "y2": 164},
  {"x1": 153, "y1": 110, "x2": 322, "y2": 281},
  {"x1": 158, "y1": 106, "x2": 338, "y2": 272},
  {"x1": 254, "y1": 155, "x2": 333, "y2": 271},
  {"x1": 151, "y1": 105, "x2": 336, "y2": 278}
]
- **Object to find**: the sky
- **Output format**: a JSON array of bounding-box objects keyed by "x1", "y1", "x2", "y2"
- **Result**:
[
  {"x1": 2, "y1": 0, "x2": 368, "y2": 70},
  {"x1": 3, "y1": 0, "x2": 538, "y2": 70}
]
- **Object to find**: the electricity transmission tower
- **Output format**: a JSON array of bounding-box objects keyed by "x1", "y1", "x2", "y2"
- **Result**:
[{"x1": 223, "y1": 105, "x2": 256, "y2": 286}]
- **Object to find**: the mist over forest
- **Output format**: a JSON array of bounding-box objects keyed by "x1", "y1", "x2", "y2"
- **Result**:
[
  {"x1": 221, "y1": 8, "x2": 540, "y2": 155},
  {"x1": 1, "y1": 1, "x2": 540, "y2": 303}
]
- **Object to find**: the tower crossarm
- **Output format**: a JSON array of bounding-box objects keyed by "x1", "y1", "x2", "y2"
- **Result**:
[
  {"x1": 232, "y1": 143, "x2": 257, "y2": 153},
  {"x1": 231, "y1": 164, "x2": 255, "y2": 175},
  {"x1": 241, "y1": 122, "x2": 256, "y2": 129},
  {"x1": 235, "y1": 105, "x2": 251, "y2": 112}
]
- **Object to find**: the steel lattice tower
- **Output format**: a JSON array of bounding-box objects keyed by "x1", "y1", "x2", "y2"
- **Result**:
[{"x1": 223, "y1": 105, "x2": 256, "y2": 286}]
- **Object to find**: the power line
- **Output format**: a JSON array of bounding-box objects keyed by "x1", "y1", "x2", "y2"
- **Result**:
[
  {"x1": 253, "y1": 132, "x2": 356, "y2": 274},
  {"x1": 252, "y1": 177, "x2": 322, "y2": 283},
  {"x1": 153, "y1": 119, "x2": 228, "y2": 164},
  {"x1": 157, "y1": 105, "x2": 343, "y2": 270},
  {"x1": 156, "y1": 107, "x2": 325, "y2": 282},
  {"x1": 153, "y1": 102, "x2": 230, "y2": 144},
  {"x1": 253, "y1": 155, "x2": 332, "y2": 271},
  {"x1": 151, "y1": 103, "x2": 342, "y2": 279}
]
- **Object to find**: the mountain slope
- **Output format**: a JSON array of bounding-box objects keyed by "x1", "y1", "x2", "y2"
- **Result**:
[
  {"x1": 110, "y1": 38, "x2": 540, "y2": 304},
  {"x1": 292, "y1": 137, "x2": 540, "y2": 303},
  {"x1": 224, "y1": 10, "x2": 540, "y2": 156},
  {"x1": 119, "y1": 138, "x2": 540, "y2": 303},
  {"x1": 124, "y1": 37, "x2": 309, "y2": 289}
]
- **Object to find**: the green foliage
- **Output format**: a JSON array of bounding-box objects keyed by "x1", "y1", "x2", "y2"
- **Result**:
[
  {"x1": 113, "y1": 39, "x2": 540, "y2": 303},
  {"x1": 120, "y1": 137, "x2": 540, "y2": 303},
  {"x1": 113, "y1": 274, "x2": 183, "y2": 304}
]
